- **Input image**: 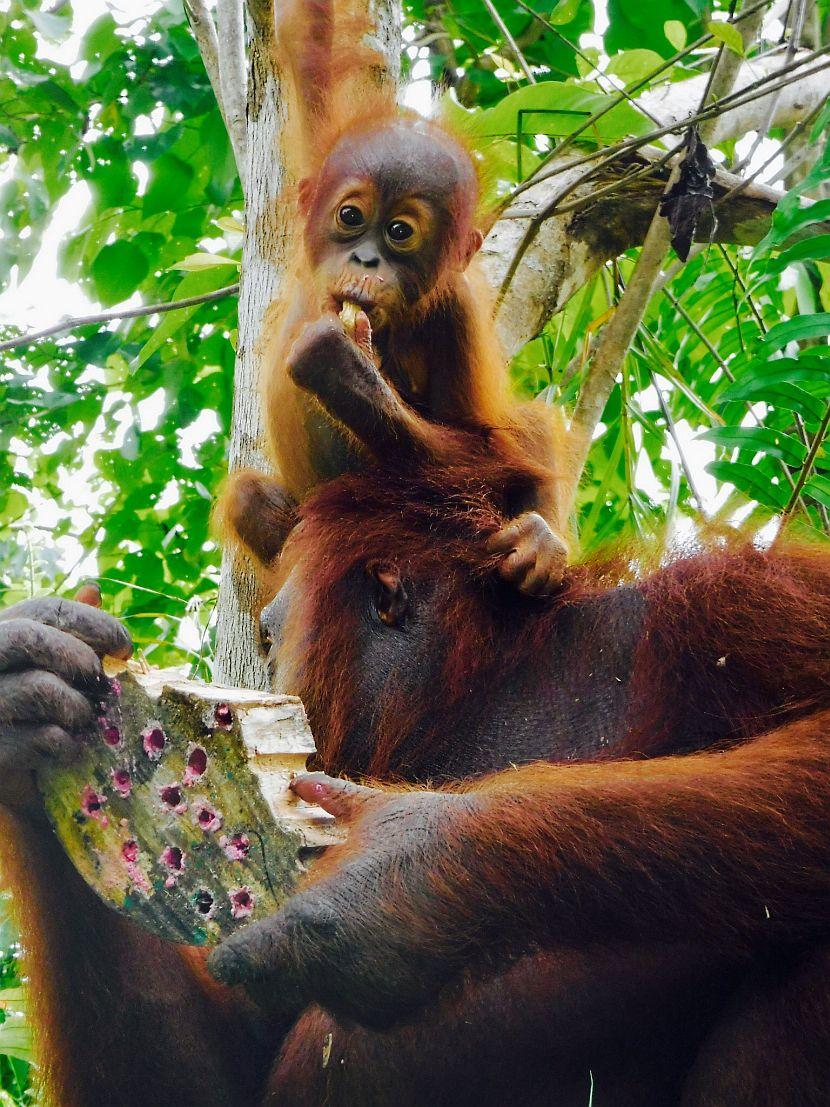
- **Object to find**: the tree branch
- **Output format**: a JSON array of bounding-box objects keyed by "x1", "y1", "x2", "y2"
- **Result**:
[
  {"x1": 487, "y1": 42, "x2": 828, "y2": 358},
  {"x1": 216, "y1": 0, "x2": 249, "y2": 192},
  {"x1": 0, "y1": 285, "x2": 239, "y2": 353}
]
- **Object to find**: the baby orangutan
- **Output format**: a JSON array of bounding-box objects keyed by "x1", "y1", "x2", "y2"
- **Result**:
[{"x1": 219, "y1": 0, "x2": 569, "y2": 598}]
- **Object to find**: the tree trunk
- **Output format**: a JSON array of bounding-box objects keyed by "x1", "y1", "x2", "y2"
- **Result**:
[{"x1": 213, "y1": 0, "x2": 401, "y2": 689}]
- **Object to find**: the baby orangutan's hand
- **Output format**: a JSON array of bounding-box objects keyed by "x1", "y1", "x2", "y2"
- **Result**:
[{"x1": 486, "y1": 512, "x2": 568, "y2": 597}]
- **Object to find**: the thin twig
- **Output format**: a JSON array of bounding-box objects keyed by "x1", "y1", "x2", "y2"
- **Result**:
[
  {"x1": 481, "y1": 0, "x2": 536, "y2": 83},
  {"x1": 782, "y1": 402, "x2": 830, "y2": 516},
  {"x1": 651, "y1": 368, "x2": 708, "y2": 513},
  {"x1": 0, "y1": 284, "x2": 239, "y2": 353}
]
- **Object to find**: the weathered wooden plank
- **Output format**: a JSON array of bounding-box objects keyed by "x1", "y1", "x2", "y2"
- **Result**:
[{"x1": 41, "y1": 667, "x2": 341, "y2": 946}]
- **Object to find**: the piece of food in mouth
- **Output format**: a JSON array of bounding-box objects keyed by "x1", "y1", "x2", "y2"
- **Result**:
[{"x1": 339, "y1": 298, "x2": 361, "y2": 337}]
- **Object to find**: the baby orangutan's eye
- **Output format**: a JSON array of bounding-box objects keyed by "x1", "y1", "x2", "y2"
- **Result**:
[{"x1": 337, "y1": 205, "x2": 365, "y2": 229}]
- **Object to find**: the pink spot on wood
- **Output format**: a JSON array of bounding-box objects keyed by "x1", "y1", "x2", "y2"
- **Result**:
[
  {"x1": 80, "y1": 785, "x2": 108, "y2": 825},
  {"x1": 220, "y1": 833, "x2": 250, "y2": 861},
  {"x1": 194, "y1": 889, "x2": 215, "y2": 916},
  {"x1": 121, "y1": 840, "x2": 151, "y2": 896},
  {"x1": 214, "y1": 703, "x2": 234, "y2": 729},
  {"x1": 102, "y1": 724, "x2": 122, "y2": 747},
  {"x1": 193, "y1": 803, "x2": 223, "y2": 834},
  {"x1": 141, "y1": 725, "x2": 166, "y2": 760},
  {"x1": 161, "y1": 845, "x2": 185, "y2": 887},
  {"x1": 111, "y1": 768, "x2": 132, "y2": 797},
  {"x1": 183, "y1": 746, "x2": 208, "y2": 785},
  {"x1": 159, "y1": 783, "x2": 187, "y2": 813},
  {"x1": 109, "y1": 678, "x2": 122, "y2": 697},
  {"x1": 229, "y1": 887, "x2": 254, "y2": 919}
]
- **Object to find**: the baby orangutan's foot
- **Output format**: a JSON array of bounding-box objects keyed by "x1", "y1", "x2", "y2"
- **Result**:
[{"x1": 486, "y1": 512, "x2": 568, "y2": 598}]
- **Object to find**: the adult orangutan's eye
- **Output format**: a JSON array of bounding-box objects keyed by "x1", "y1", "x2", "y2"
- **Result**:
[
  {"x1": 337, "y1": 205, "x2": 365, "y2": 229},
  {"x1": 367, "y1": 562, "x2": 410, "y2": 627}
]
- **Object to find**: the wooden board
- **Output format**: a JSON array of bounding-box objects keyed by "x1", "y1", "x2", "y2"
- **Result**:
[{"x1": 41, "y1": 669, "x2": 342, "y2": 946}]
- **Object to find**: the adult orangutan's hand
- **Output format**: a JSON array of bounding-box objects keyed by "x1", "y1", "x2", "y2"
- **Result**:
[
  {"x1": 208, "y1": 773, "x2": 483, "y2": 1028},
  {"x1": 0, "y1": 595, "x2": 132, "y2": 812}
]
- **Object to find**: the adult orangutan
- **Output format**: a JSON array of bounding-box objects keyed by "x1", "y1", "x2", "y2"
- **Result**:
[
  {"x1": 217, "y1": 0, "x2": 570, "y2": 598},
  {"x1": 3, "y1": 357, "x2": 830, "y2": 1104}
]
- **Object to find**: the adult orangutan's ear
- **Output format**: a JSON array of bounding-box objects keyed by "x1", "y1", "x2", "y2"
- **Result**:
[{"x1": 366, "y1": 562, "x2": 410, "y2": 627}]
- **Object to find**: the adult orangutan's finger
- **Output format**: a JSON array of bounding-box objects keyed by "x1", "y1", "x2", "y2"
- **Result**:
[
  {"x1": 0, "y1": 671, "x2": 95, "y2": 732},
  {"x1": 0, "y1": 598, "x2": 132, "y2": 659},
  {"x1": 290, "y1": 773, "x2": 382, "y2": 820},
  {"x1": 0, "y1": 620, "x2": 103, "y2": 688}
]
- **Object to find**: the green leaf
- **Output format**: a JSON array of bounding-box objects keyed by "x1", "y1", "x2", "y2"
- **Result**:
[
  {"x1": 705, "y1": 461, "x2": 788, "y2": 509},
  {"x1": 698, "y1": 426, "x2": 806, "y2": 466},
  {"x1": 134, "y1": 268, "x2": 237, "y2": 369},
  {"x1": 803, "y1": 474, "x2": 830, "y2": 508},
  {"x1": 214, "y1": 215, "x2": 245, "y2": 233},
  {"x1": 718, "y1": 355, "x2": 830, "y2": 401},
  {"x1": 772, "y1": 234, "x2": 830, "y2": 270},
  {"x1": 762, "y1": 314, "x2": 830, "y2": 353},
  {"x1": 91, "y1": 241, "x2": 150, "y2": 306},
  {"x1": 663, "y1": 20, "x2": 686, "y2": 50},
  {"x1": 606, "y1": 49, "x2": 665, "y2": 86},
  {"x1": 467, "y1": 82, "x2": 652, "y2": 145},
  {"x1": 707, "y1": 20, "x2": 744, "y2": 57},
  {"x1": 770, "y1": 199, "x2": 830, "y2": 245},
  {"x1": 143, "y1": 154, "x2": 195, "y2": 216},
  {"x1": 549, "y1": 0, "x2": 582, "y2": 25},
  {"x1": 170, "y1": 253, "x2": 240, "y2": 271}
]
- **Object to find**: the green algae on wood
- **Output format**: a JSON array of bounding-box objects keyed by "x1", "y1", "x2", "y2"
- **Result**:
[{"x1": 41, "y1": 669, "x2": 340, "y2": 945}]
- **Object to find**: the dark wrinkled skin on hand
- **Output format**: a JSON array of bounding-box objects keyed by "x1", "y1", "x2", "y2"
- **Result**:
[
  {"x1": 209, "y1": 775, "x2": 477, "y2": 1028},
  {"x1": 486, "y1": 511, "x2": 568, "y2": 597},
  {"x1": 287, "y1": 316, "x2": 372, "y2": 395},
  {"x1": 0, "y1": 598, "x2": 132, "y2": 813}
]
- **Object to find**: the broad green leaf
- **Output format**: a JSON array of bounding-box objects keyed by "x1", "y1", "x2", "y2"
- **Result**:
[
  {"x1": 91, "y1": 241, "x2": 150, "y2": 306},
  {"x1": 705, "y1": 461, "x2": 788, "y2": 509},
  {"x1": 762, "y1": 314, "x2": 830, "y2": 352},
  {"x1": 698, "y1": 426, "x2": 806, "y2": 466},
  {"x1": 134, "y1": 269, "x2": 237, "y2": 369},
  {"x1": 143, "y1": 154, "x2": 195, "y2": 216},
  {"x1": 215, "y1": 216, "x2": 245, "y2": 233},
  {"x1": 549, "y1": 0, "x2": 582, "y2": 25},
  {"x1": 772, "y1": 234, "x2": 830, "y2": 270},
  {"x1": 606, "y1": 50, "x2": 664, "y2": 87},
  {"x1": 707, "y1": 20, "x2": 744, "y2": 57},
  {"x1": 468, "y1": 82, "x2": 651, "y2": 145},
  {"x1": 803, "y1": 475, "x2": 830, "y2": 508},
  {"x1": 663, "y1": 20, "x2": 686, "y2": 50},
  {"x1": 769, "y1": 199, "x2": 830, "y2": 246},
  {"x1": 727, "y1": 383, "x2": 828, "y2": 423},
  {"x1": 170, "y1": 253, "x2": 240, "y2": 272},
  {"x1": 718, "y1": 355, "x2": 830, "y2": 401}
]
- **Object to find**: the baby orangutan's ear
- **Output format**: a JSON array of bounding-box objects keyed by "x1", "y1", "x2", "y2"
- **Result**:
[
  {"x1": 366, "y1": 562, "x2": 410, "y2": 627},
  {"x1": 298, "y1": 178, "x2": 316, "y2": 217}
]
